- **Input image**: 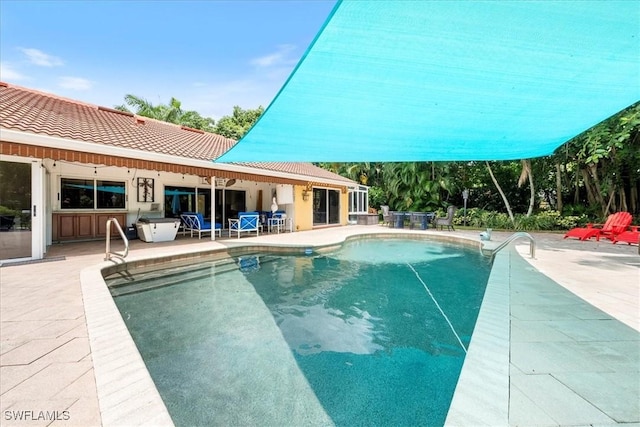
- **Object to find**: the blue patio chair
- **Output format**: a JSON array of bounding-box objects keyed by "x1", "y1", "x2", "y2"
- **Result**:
[
  {"x1": 180, "y1": 212, "x2": 221, "y2": 239},
  {"x1": 228, "y1": 212, "x2": 261, "y2": 238}
]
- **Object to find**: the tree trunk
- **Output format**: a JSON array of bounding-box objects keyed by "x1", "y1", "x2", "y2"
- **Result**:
[
  {"x1": 630, "y1": 181, "x2": 638, "y2": 215},
  {"x1": 587, "y1": 164, "x2": 608, "y2": 216},
  {"x1": 574, "y1": 170, "x2": 580, "y2": 205},
  {"x1": 620, "y1": 188, "x2": 628, "y2": 213},
  {"x1": 581, "y1": 169, "x2": 597, "y2": 207},
  {"x1": 485, "y1": 161, "x2": 515, "y2": 223},
  {"x1": 604, "y1": 189, "x2": 614, "y2": 215},
  {"x1": 555, "y1": 163, "x2": 563, "y2": 213},
  {"x1": 518, "y1": 159, "x2": 535, "y2": 217},
  {"x1": 526, "y1": 167, "x2": 535, "y2": 217}
]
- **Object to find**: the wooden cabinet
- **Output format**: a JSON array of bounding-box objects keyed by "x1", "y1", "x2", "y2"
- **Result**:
[
  {"x1": 96, "y1": 214, "x2": 126, "y2": 238},
  {"x1": 57, "y1": 215, "x2": 78, "y2": 240},
  {"x1": 77, "y1": 214, "x2": 94, "y2": 238},
  {"x1": 53, "y1": 212, "x2": 126, "y2": 241}
]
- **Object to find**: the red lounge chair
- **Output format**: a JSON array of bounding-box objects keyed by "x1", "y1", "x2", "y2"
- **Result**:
[
  {"x1": 563, "y1": 212, "x2": 632, "y2": 241},
  {"x1": 564, "y1": 213, "x2": 616, "y2": 240},
  {"x1": 599, "y1": 212, "x2": 633, "y2": 242},
  {"x1": 613, "y1": 226, "x2": 639, "y2": 245}
]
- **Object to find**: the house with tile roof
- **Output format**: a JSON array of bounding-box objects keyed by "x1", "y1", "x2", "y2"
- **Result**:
[{"x1": 0, "y1": 82, "x2": 369, "y2": 262}]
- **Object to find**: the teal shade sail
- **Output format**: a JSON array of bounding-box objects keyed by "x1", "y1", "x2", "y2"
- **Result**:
[{"x1": 216, "y1": 0, "x2": 639, "y2": 163}]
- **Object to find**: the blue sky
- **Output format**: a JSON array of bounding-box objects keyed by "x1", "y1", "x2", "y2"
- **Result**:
[{"x1": 0, "y1": 0, "x2": 337, "y2": 120}]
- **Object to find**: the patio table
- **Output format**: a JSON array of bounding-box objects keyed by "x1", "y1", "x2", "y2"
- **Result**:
[
  {"x1": 268, "y1": 217, "x2": 292, "y2": 233},
  {"x1": 409, "y1": 212, "x2": 429, "y2": 230}
]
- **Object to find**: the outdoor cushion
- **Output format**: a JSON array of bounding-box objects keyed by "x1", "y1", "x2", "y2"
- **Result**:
[
  {"x1": 181, "y1": 212, "x2": 221, "y2": 238},
  {"x1": 228, "y1": 212, "x2": 260, "y2": 238}
]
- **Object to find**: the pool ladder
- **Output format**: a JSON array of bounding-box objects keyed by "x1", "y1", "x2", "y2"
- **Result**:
[
  {"x1": 105, "y1": 218, "x2": 129, "y2": 261},
  {"x1": 482, "y1": 231, "x2": 535, "y2": 259}
]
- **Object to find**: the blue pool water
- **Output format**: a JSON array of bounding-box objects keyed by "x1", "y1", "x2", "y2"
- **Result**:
[{"x1": 110, "y1": 238, "x2": 491, "y2": 426}]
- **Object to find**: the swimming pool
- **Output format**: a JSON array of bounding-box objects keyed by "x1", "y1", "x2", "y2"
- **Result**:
[{"x1": 108, "y1": 238, "x2": 491, "y2": 426}]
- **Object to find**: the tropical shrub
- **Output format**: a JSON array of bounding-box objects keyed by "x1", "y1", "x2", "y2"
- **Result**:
[
  {"x1": 368, "y1": 186, "x2": 386, "y2": 210},
  {"x1": 450, "y1": 208, "x2": 586, "y2": 231}
]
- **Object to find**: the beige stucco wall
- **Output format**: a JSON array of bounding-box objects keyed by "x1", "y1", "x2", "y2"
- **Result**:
[
  {"x1": 293, "y1": 185, "x2": 350, "y2": 232},
  {"x1": 293, "y1": 185, "x2": 314, "y2": 231},
  {"x1": 341, "y1": 190, "x2": 349, "y2": 225}
]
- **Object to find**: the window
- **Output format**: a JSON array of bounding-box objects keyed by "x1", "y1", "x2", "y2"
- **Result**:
[
  {"x1": 348, "y1": 186, "x2": 369, "y2": 214},
  {"x1": 348, "y1": 185, "x2": 369, "y2": 223},
  {"x1": 97, "y1": 181, "x2": 126, "y2": 209},
  {"x1": 165, "y1": 186, "x2": 196, "y2": 217},
  {"x1": 164, "y1": 186, "x2": 214, "y2": 220},
  {"x1": 61, "y1": 178, "x2": 94, "y2": 209},
  {"x1": 61, "y1": 178, "x2": 126, "y2": 210}
]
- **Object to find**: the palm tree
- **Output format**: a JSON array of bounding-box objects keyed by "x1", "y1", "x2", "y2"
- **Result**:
[
  {"x1": 518, "y1": 159, "x2": 535, "y2": 217},
  {"x1": 116, "y1": 94, "x2": 183, "y2": 123},
  {"x1": 115, "y1": 95, "x2": 159, "y2": 118},
  {"x1": 158, "y1": 97, "x2": 183, "y2": 124},
  {"x1": 115, "y1": 95, "x2": 214, "y2": 132}
]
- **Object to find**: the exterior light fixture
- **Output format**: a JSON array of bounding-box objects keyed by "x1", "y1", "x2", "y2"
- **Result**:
[{"x1": 302, "y1": 183, "x2": 312, "y2": 201}]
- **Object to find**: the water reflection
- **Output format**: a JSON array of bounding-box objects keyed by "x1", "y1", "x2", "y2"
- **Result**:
[
  {"x1": 277, "y1": 304, "x2": 386, "y2": 355},
  {"x1": 249, "y1": 240, "x2": 490, "y2": 358},
  {"x1": 332, "y1": 238, "x2": 463, "y2": 264}
]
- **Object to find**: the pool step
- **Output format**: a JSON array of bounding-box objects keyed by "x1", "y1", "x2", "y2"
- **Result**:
[
  {"x1": 108, "y1": 269, "x2": 220, "y2": 297},
  {"x1": 107, "y1": 254, "x2": 279, "y2": 297},
  {"x1": 106, "y1": 257, "x2": 237, "y2": 287}
]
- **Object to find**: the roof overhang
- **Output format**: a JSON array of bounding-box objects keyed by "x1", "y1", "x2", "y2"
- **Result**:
[{"x1": 0, "y1": 128, "x2": 352, "y2": 187}]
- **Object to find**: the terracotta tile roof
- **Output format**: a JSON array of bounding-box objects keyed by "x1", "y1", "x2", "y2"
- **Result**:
[
  {"x1": 237, "y1": 162, "x2": 356, "y2": 183},
  {"x1": 0, "y1": 83, "x2": 356, "y2": 185}
]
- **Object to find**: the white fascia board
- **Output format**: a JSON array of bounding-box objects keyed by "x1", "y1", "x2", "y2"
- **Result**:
[{"x1": 0, "y1": 128, "x2": 353, "y2": 187}]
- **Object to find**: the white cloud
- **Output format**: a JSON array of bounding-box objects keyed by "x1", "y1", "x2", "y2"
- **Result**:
[
  {"x1": 0, "y1": 62, "x2": 27, "y2": 81},
  {"x1": 20, "y1": 48, "x2": 64, "y2": 67},
  {"x1": 250, "y1": 44, "x2": 297, "y2": 68},
  {"x1": 58, "y1": 76, "x2": 93, "y2": 91}
]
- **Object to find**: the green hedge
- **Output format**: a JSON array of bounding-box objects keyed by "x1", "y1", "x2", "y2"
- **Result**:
[{"x1": 440, "y1": 207, "x2": 587, "y2": 231}]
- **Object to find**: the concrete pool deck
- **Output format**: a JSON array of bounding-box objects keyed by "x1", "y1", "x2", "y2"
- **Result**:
[{"x1": 0, "y1": 226, "x2": 638, "y2": 426}]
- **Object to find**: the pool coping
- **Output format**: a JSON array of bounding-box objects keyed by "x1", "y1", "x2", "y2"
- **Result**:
[
  {"x1": 444, "y1": 246, "x2": 511, "y2": 425},
  {"x1": 81, "y1": 231, "x2": 507, "y2": 426}
]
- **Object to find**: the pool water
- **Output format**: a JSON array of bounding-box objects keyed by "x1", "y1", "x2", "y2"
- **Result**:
[{"x1": 110, "y1": 238, "x2": 491, "y2": 426}]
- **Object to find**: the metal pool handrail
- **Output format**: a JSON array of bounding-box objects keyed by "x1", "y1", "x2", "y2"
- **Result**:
[
  {"x1": 484, "y1": 231, "x2": 535, "y2": 259},
  {"x1": 105, "y1": 218, "x2": 129, "y2": 261}
]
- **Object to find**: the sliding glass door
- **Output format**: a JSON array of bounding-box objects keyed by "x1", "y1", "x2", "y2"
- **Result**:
[
  {"x1": 0, "y1": 160, "x2": 32, "y2": 260},
  {"x1": 215, "y1": 189, "x2": 246, "y2": 225},
  {"x1": 312, "y1": 188, "x2": 340, "y2": 226}
]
